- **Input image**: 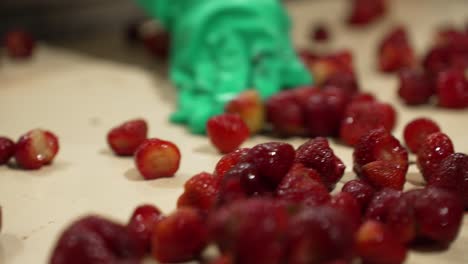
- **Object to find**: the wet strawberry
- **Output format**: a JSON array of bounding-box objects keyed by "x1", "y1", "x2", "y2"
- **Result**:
[
  {"x1": 207, "y1": 114, "x2": 250, "y2": 154},
  {"x1": 127, "y1": 204, "x2": 163, "y2": 253},
  {"x1": 416, "y1": 132, "x2": 454, "y2": 182},
  {"x1": 403, "y1": 118, "x2": 441, "y2": 154},
  {"x1": 177, "y1": 172, "x2": 219, "y2": 212},
  {"x1": 295, "y1": 137, "x2": 346, "y2": 190},
  {"x1": 277, "y1": 164, "x2": 330, "y2": 207},
  {"x1": 404, "y1": 187, "x2": 464, "y2": 247},
  {"x1": 14, "y1": 129, "x2": 59, "y2": 169},
  {"x1": 353, "y1": 128, "x2": 408, "y2": 178},
  {"x1": 398, "y1": 68, "x2": 434, "y2": 105},
  {"x1": 209, "y1": 198, "x2": 289, "y2": 264},
  {"x1": 0, "y1": 137, "x2": 15, "y2": 165},
  {"x1": 134, "y1": 138, "x2": 181, "y2": 180},
  {"x1": 242, "y1": 142, "x2": 296, "y2": 187},
  {"x1": 342, "y1": 179, "x2": 376, "y2": 212},
  {"x1": 213, "y1": 148, "x2": 249, "y2": 180},
  {"x1": 428, "y1": 153, "x2": 468, "y2": 208},
  {"x1": 107, "y1": 119, "x2": 148, "y2": 156},
  {"x1": 225, "y1": 90, "x2": 265, "y2": 134},
  {"x1": 366, "y1": 189, "x2": 415, "y2": 243},
  {"x1": 361, "y1": 160, "x2": 406, "y2": 190},
  {"x1": 356, "y1": 220, "x2": 407, "y2": 264},
  {"x1": 152, "y1": 208, "x2": 208, "y2": 262},
  {"x1": 286, "y1": 205, "x2": 355, "y2": 263},
  {"x1": 50, "y1": 216, "x2": 144, "y2": 264},
  {"x1": 340, "y1": 101, "x2": 396, "y2": 146}
]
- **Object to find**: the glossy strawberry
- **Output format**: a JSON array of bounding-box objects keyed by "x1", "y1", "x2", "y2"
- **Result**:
[
  {"x1": 134, "y1": 138, "x2": 181, "y2": 180},
  {"x1": 177, "y1": 172, "x2": 219, "y2": 212},
  {"x1": 403, "y1": 118, "x2": 441, "y2": 154},
  {"x1": 416, "y1": 132, "x2": 454, "y2": 182},
  {"x1": 107, "y1": 119, "x2": 148, "y2": 156},
  {"x1": 277, "y1": 164, "x2": 330, "y2": 207},
  {"x1": 0, "y1": 137, "x2": 15, "y2": 165},
  {"x1": 340, "y1": 101, "x2": 396, "y2": 146},
  {"x1": 213, "y1": 148, "x2": 249, "y2": 180},
  {"x1": 50, "y1": 216, "x2": 144, "y2": 264},
  {"x1": 152, "y1": 208, "x2": 208, "y2": 262},
  {"x1": 295, "y1": 137, "x2": 346, "y2": 190},
  {"x1": 356, "y1": 220, "x2": 407, "y2": 264},
  {"x1": 127, "y1": 204, "x2": 163, "y2": 253},
  {"x1": 242, "y1": 142, "x2": 296, "y2": 187},
  {"x1": 341, "y1": 179, "x2": 376, "y2": 212},
  {"x1": 14, "y1": 129, "x2": 59, "y2": 169},
  {"x1": 303, "y1": 88, "x2": 350, "y2": 137},
  {"x1": 366, "y1": 189, "x2": 415, "y2": 243},
  {"x1": 207, "y1": 114, "x2": 250, "y2": 154},
  {"x1": 404, "y1": 187, "x2": 464, "y2": 247},
  {"x1": 361, "y1": 160, "x2": 406, "y2": 190},
  {"x1": 353, "y1": 128, "x2": 408, "y2": 178},
  {"x1": 225, "y1": 90, "x2": 265, "y2": 134},
  {"x1": 429, "y1": 153, "x2": 468, "y2": 208}
]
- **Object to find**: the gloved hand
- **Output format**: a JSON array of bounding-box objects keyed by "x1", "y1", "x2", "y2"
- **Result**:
[{"x1": 139, "y1": 0, "x2": 313, "y2": 134}]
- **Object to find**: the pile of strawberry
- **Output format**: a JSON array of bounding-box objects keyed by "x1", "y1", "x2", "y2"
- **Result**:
[
  {"x1": 211, "y1": 50, "x2": 397, "y2": 151},
  {"x1": 377, "y1": 25, "x2": 468, "y2": 108},
  {"x1": 50, "y1": 116, "x2": 467, "y2": 264}
]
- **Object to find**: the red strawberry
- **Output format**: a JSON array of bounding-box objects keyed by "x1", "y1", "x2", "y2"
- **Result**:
[
  {"x1": 361, "y1": 160, "x2": 406, "y2": 190},
  {"x1": 353, "y1": 128, "x2": 408, "y2": 178},
  {"x1": 429, "y1": 153, "x2": 468, "y2": 208},
  {"x1": 225, "y1": 90, "x2": 265, "y2": 134},
  {"x1": 14, "y1": 129, "x2": 59, "y2": 169},
  {"x1": 356, "y1": 220, "x2": 407, "y2": 264},
  {"x1": 403, "y1": 118, "x2": 441, "y2": 154},
  {"x1": 416, "y1": 132, "x2": 454, "y2": 182},
  {"x1": 4, "y1": 29, "x2": 35, "y2": 59},
  {"x1": 0, "y1": 137, "x2": 15, "y2": 165},
  {"x1": 378, "y1": 27, "x2": 415, "y2": 73},
  {"x1": 341, "y1": 179, "x2": 376, "y2": 212},
  {"x1": 436, "y1": 68, "x2": 468, "y2": 109},
  {"x1": 207, "y1": 114, "x2": 250, "y2": 154},
  {"x1": 152, "y1": 208, "x2": 208, "y2": 262},
  {"x1": 107, "y1": 119, "x2": 148, "y2": 156},
  {"x1": 266, "y1": 90, "x2": 305, "y2": 137},
  {"x1": 50, "y1": 216, "x2": 144, "y2": 264},
  {"x1": 177, "y1": 172, "x2": 219, "y2": 212},
  {"x1": 340, "y1": 101, "x2": 396, "y2": 146},
  {"x1": 347, "y1": 0, "x2": 387, "y2": 26},
  {"x1": 397, "y1": 68, "x2": 434, "y2": 105},
  {"x1": 213, "y1": 148, "x2": 249, "y2": 180},
  {"x1": 134, "y1": 138, "x2": 181, "y2": 180},
  {"x1": 295, "y1": 137, "x2": 346, "y2": 190},
  {"x1": 277, "y1": 164, "x2": 330, "y2": 207},
  {"x1": 330, "y1": 192, "x2": 361, "y2": 231},
  {"x1": 127, "y1": 204, "x2": 163, "y2": 253}
]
